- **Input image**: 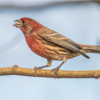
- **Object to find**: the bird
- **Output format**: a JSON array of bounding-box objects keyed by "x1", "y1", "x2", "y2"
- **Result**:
[{"x1": 13, "y1": 17, "x2": 100, "y2": 77}]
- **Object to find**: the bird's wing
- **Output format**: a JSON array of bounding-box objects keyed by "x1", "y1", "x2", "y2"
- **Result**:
[{"x1": 37, "y1": 28, "x2": 89, "y2": 58}]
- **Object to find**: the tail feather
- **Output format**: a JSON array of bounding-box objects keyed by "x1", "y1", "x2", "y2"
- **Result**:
[
  {"x1": 81, "y1": 45, "x2": 100, "y2": 50},
  {"x1": 83, "y1": 49, "x2": 100, "y2": 54},
  {"x1": 91, "y1": 50, "x2": 100, "y2": 53},
  {"x1": 79, "y1": 44, "x2": 100, "y2": 54}
]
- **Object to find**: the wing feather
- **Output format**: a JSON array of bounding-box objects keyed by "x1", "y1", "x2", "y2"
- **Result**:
[{"x1": 37, "y1": 28, "x2": 90, "y2": 58}]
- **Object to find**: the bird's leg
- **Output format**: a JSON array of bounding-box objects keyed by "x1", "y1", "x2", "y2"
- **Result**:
[
  {"x1": 52, "y1": 57, "x2": 67, "y2": 78},
  {"x1": 52, "y1": 62, "x2": 65, "y2": 78},
  {"x1": 34, "y1": 59, "x2": 51, "y2": 76}
]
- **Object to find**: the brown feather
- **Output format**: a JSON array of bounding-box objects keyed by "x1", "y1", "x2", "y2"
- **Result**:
[{"x1": 37, "y1": 27, "x2": 89, "y2": 59}]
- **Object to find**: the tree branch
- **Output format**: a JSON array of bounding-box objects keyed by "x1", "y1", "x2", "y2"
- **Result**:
[
  {"x1": 0, "y1": 1, "x2": 99, "y2": 10},
  {"x1": 0, "y1": 65, "x2": 100, "y2": 79}
]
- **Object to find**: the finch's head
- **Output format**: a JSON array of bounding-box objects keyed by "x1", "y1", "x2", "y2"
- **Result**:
[{"x1": 13, "y1": 17, "x2": 43, "y2": 35}]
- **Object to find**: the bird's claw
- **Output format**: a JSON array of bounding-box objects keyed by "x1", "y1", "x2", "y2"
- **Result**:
[
  {"x1": 52, "y1": 67, "x2": 59, "y2": 78},
  {"x1": 34, "y1": 67, "x2": 42, "y2": 76}
]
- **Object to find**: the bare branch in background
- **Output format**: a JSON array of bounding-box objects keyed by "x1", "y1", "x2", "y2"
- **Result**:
[
  {"x1": 0, "y1": 65, "x2": 100, "y2": 79},
  {"x1": 0, "y1": 1, "x2": 99, "y2": 10}
]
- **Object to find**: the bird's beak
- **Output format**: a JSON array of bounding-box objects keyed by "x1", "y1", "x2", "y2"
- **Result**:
[{"x1": 13, "y1": 19, "x2": 21, "y2": 28}]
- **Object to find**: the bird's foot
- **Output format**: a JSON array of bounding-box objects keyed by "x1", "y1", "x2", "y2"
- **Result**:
[
  {"x1": 34, "y1": 65, "x2": 48, "y2": 76},
  {"x1": 52, "y1": 67, "x2": 60, "y2": 78},
  {"x1": 34, "y1": 67, "x2": 42, "y2": 76}
]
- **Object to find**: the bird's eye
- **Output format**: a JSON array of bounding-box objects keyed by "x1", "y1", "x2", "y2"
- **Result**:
[{"x1": 22, "y1": 20, "x2": 25, "y2": 24}]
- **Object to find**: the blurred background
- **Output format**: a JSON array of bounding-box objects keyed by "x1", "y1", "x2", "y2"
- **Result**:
[{"x1": 0, "y1": 0, "x2": 100, "y2": 99}]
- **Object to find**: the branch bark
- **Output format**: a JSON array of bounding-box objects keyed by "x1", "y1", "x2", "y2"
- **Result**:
[{"x1": 0, "y1": 65, "x2": 100, "y2": 79}]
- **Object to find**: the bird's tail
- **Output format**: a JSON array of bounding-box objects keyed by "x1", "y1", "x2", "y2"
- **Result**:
[{"x1": 79, "y1": 44, "x2": 100, "y2": 54}]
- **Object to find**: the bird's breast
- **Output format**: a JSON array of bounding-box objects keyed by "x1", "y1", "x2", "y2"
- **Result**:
[{"x1": 25, "y1": 34, "x2": 46, "y2": 58}]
